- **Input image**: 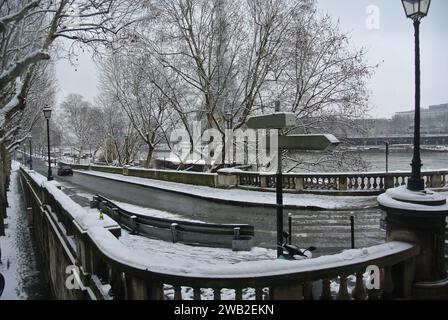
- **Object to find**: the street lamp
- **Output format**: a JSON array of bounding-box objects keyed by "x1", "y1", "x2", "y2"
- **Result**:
[
  {"x1": 28, "y1": 134, "x2": 33, "y2": 170},
  {"x1": 401, "y1": 0, "x2": 431, "y2": 191},
  {"x1": 43, "y1": 107, "x2": 53, "y2": 181},
  {"x1": 223, "y1": 111, "x2": 232, "y2": 166}
]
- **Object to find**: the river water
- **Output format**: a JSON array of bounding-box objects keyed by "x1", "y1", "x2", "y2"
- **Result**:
[
  {"x1": 359, "y1": 150, "x2": 447, "y2": 172},
  {"x1": 285, "y1": 150, "x2": 448, "y2": 173}
]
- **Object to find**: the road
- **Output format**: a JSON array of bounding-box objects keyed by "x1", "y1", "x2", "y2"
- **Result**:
[{"x1": 31, "y1": 157, "x2": 385, "y2": 255}]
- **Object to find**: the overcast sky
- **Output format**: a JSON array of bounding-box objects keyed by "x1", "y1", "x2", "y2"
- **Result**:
[{"x1": 54, "y1": 0, "x2": 448, "y2": 119}]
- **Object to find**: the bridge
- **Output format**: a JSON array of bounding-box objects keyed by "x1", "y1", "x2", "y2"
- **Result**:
[{"x1": 347, "y1": 134, "x2": 448, "y2": 146}]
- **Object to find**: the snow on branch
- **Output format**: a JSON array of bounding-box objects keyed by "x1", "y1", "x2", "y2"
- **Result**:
[
  {"x1": 0, "y1": 51, "x2": 49, "y2": 91},
  {"x1": 0, "y1": 1, "x2": 40, "y2": 33}
]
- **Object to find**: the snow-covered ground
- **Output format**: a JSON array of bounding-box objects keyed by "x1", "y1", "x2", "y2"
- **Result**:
[
  {"x1": 75, "y1": 170, "x2": 378, "y2": 209},
  {"x1": 0, "y1": 162, "x2": 49, "y2": 300},
  {"x1": 107, "y1": 201, "x2": 203, "y2": 223}
]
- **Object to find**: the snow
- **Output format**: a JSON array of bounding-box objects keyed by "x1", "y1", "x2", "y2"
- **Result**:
[
  {"x1": 23, "y1": 168, "x2": 118, "y2": 231},
  {"x1": 75, "y1": 170, "x2": 378, "y2": 209},
  {"x1": 1, "y1": 161, "x2": 48, "y2": 299},
  {"x1": 217, "y1": 168, "x2": 243, "y2": 174},
  {"x1": 119, "y1": 230, "x2": 276, "y2": 267},
  {"x1": 89, "y1": 222, "x2": 412, "y2": 279},
  {"x1": 378, "y1": 186, "x2": 448, "y2": 212},
  {"x1": 98, "y1": 201, "x2": 203, "y2": 223},
  {"x1": 0, "y1": 78, "x2": 22, "y2": 128}
]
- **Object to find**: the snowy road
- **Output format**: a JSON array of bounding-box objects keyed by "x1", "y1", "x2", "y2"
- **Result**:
[{"x1": 31, "y1": 158, "x2": 385, "y2": 255}]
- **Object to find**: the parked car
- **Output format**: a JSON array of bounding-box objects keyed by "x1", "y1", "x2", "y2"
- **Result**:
[{"x1": 57, "y1": 163, "x2": 73, "y2": 176}]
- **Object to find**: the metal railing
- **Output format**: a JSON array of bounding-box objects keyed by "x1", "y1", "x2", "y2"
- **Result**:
[{"x1": 91, "y1": 194, "x2": 254, "y2": 251}]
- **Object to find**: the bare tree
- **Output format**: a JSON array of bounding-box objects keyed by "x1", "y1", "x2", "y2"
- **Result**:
[
  {"x1": 60, "y1": 93, "x2": 103, "y2": 162},
  {"x1": 98, "y1": 53, "x2": 174, "y2": 167},
  {"x1": 0, "y1": 0, "x2": 143, "y2": 220},
  {"x1": 97, "y1": 93, "x2": 143, "y2": 166}
]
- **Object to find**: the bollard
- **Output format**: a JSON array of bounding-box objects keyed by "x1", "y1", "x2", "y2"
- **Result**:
[
  {"x1": 350, "y1": 215, "x2": 355, "y2": 249},
  {"x1": 111, "y1": 208, "x2": 119, "y2": 222},
  {"x1": 288, "y1": 213, "x2": 292, "y2": 245},
  {"x1": 130, "y1": 216, "x2": 138, "y2": 234},
  {"x1": 171, "y1": 223, "x2": 178, "y2": 243},
  {"x1": 233, "y1": 227, "x2": 241, "y2": 240}
]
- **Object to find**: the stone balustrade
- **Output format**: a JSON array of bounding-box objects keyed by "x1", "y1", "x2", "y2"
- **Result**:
[
  {"x1": 236, "y1": 170, "x2": 448, "y2": 194},
  {"x1": 60, "y1": 161, "x2": 448, "y2": 195}
]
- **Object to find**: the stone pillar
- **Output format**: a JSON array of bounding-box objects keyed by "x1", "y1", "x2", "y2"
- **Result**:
[
  {"x1": 378, "y1": 186, "x2": 448, "y2": 299},
  {"x1": 430, "y1": 174, "x2": 442, "y2": 188},
  {"x1": 216, "y1": 169, "x2": 238, "y2": 189},
  {"x1": 295, "y1": 177, "x2": 304, "y2": 192},
  {"x1": 260, "y1": 176, "x2": 268, "y2": 189},
  {"x1": 338, "y1": 177, "x2": 348, "y2": 191},
  {"x1": 385, "y1": 176, "x2": 395, "y2": 189}
]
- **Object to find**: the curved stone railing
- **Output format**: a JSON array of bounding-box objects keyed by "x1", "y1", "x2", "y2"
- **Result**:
[
  {"x1": 19, "y1": 167, "x2": 421, "y2": 300},
  {"x1": 236, "y1": 170, "x2": 448, "y2": 194}
]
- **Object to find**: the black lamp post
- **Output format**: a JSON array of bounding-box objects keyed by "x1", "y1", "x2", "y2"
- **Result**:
[
  {"x1": 401, "y1": 0, "x2": 431, "y2": 191},
  {"x1": 43, "y1": 107, "x2": 53, "y2": 181},
  {"x1": 223, "y1": 111, "x2": 232, "y2": 166},
  {"x1": 28, "y1": 134, "x2": 33, "y2": 170}
]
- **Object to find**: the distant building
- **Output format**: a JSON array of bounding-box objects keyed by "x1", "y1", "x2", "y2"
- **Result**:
[
  {"x1": 394, "y1": 103, "x2": 448, "y2": 119},
  {"x1": 348, "y1": 103, "x2": 448, "y2": 138},
  {"x1": 393, "y1": 103, "x2": 448, "y2": 134}
]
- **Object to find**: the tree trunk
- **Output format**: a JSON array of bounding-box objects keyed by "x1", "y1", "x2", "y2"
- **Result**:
[
  {"x1": 145, "y1": 147, "x2": 154, "y2": 168},
  {"x1": 0, "y1": 143, "x2": 9, "y2": 236}
]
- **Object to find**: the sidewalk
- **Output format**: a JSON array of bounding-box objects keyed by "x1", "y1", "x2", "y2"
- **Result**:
[
  {"x1": 74, "y1": 169, "x2": 378, "y2": 210},
  {"x1": 0, "y1": 162, "x2": 49, "y2": 299}
]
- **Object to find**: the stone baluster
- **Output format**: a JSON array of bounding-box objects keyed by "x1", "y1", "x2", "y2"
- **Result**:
[
  {"x1": 193, "y1": 287, "x2": 201, "y2": 300},
  {"x1": 235, "y1": 288, "x2": 243, "y2": 300},
  {"x1": 303, "y1": 282, "x2": 313, "y2": 300},
  {"x1": 109, "y1": 270, "x2": 125, "y2": 300},
  {"x1": 352, "y1": 271, "x2": 367, "y2": 300},
  {"x1": 174, "y1": 285, "x2": 182, "y2": 300},
  {"x1": 381, "y1": 266, "x2": 395, "y2": 300},
  {"x1": 320, "y1": 279, "x2": 333, "y2": 300},
  {"x1": 146, "y1": 281, "x2": 164, "y2": 300},
  {"x1": 213, "y1": 288, "x2": 221, "y2": 300},
  {"x1": 255, "y1": 288, "x2": 264, "y2": 300},
  {"x1": 361, "y1": 177, "x2": 366, "y2": 190},
  {"x1": 354, "y1": 178, "x2": 360, "y2": 190},
  {"x1": 336, "y1": 275, "x2": 351, "y2": 300}
]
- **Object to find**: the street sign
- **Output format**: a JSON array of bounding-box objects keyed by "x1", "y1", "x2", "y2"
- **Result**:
[
  {"x1": 244, "y1": 109, "x2": 341, "y2": 258},
  {"x1": 279, "y1": 134, "x2": 340, "y2": 150},
  {"x1": 246, "y1": 112, "x2": 296, "y2": 129}
]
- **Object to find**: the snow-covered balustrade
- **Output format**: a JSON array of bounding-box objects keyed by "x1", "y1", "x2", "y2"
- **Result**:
[
  {"x1": 236, "y1": 169, "x2": 448, "y2": 194},
  {"x1": 85, "y1": 229, "x2": 420, "y2": 300},
  {"x1": 19, "y1": 167, "x2": 421, "y2": 300}
]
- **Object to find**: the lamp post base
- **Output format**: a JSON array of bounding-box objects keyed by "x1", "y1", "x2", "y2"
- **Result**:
[
  {"x1": 378, "y1": 186, "x2": 448, "y2": 299},
  {"x1": 407, "y1": 177, "x2": 425, "y2": 192}
]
